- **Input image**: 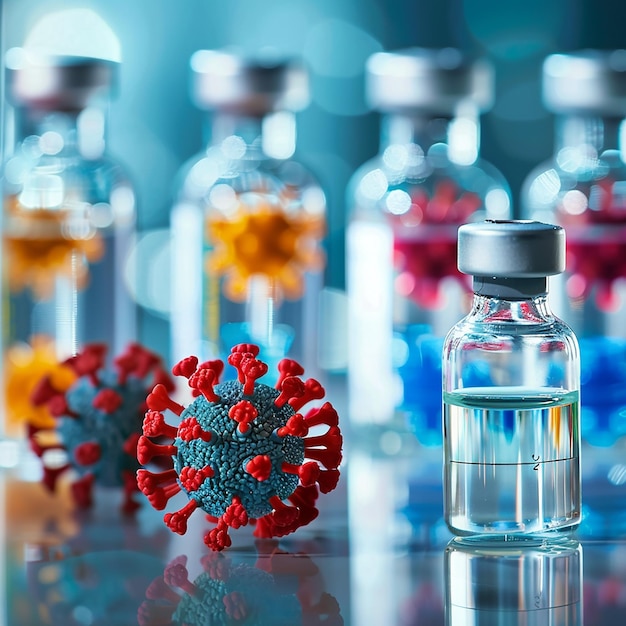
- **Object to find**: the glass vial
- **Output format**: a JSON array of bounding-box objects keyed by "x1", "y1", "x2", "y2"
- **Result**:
[
  {"x1": 522, "y1": 51, "x2": 626, "y2": 448},
  {"x1": 443, "y1": 221, "x2": 581, "y2": 537},
  {"x1": 445, "y1": 537, "x2": 583, "y2": 625},
  {"x1": 347, "y1": 48, "x2": 511, "y2": 451},
  {"x1": 170, "y1": 50, "x2": 326, "y2": 376},
  {"x1": 2, "y1": 49, "x2": 136, "y2": 445}
]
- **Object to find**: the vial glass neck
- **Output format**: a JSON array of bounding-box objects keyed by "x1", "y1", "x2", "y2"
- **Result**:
[
  {"x1": 472, "y1": 276, "x2": 549, "y2": 300},
  {"x1": 208, "y1": 110, "x2": 297, "y2": 160},
  {"x1": 379, "y1": 110, "x2": 480, "y2": 166},
  {"x1": 554, "y1": 114, "x2": 624, "y2": 161},
  {"x1": 468, "y1": 291, "x2": 554, "y2": 324},
  {"x1": 14, "y1": 107, "x2": 107, "y2": 159}
]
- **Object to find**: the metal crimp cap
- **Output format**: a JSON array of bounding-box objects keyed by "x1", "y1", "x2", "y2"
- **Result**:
[
  {"x1": 543, "y1": 49, "x2": 626, "y2": 116},
  {"x1": 190, "y1": 49, "x2": 310, "y2": 115},
  {"x1": 5, "y1": 47, "x2": 118, "y2": 111},
  {"x1": 366, "y1": 47, "x2": 493, "y2": 115},
  {"x1": 458, "y1": 220, "x2": 565, "y2": 278}
]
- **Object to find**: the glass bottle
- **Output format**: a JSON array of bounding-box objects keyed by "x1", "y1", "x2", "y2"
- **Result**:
[
  {"x1": 1, "y1": 49, "x2": 136, "y2": 449},
  {"x1": 522, "y1": 53, "x2": 626, "y2": 525},
  {"x1": 347, "y1": 48, "x2": 511, "y2": 452},
  {"x1": 170, "y1": 50, "x2": 326, "y2": 377},
  {"x1": 443, "y1": 220, "x2": 580, "y2": 537}
]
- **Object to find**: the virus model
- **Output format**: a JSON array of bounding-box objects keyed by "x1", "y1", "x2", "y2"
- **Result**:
[
  {"x1": 4, "y1": 336, "x2": 77, "y2": 432},
  {"x1": 207, "y1": 197, "x2": 325, "y2": 302},
  {"x1": 29, "y1": 343, "x2": 174, "y2": 513},
  {"x1": 138, "y1": 544, "x2": 343, "y2": 626},
  {"x1": 137, "y1": 343, "x2": 342, "y2": 551},
  {"x1": 4, "y1": 195, "x2": 104, "y2": 298}
]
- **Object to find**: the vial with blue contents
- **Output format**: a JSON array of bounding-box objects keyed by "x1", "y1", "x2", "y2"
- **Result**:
[
  {"x1": 170, "y1": 51, "x2": 326, "y2": 378},
  {"x1": 346, "y1": 48, "x2": 510, "y2": 452},
  {"x1": 522, "y1": 51, "x2": 626, "y2": 533},
  {"x1": 443, "y1": 221, "x2": 581, "y2": 537}
]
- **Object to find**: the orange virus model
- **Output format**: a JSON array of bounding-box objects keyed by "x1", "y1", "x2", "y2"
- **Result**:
[
  {"x1": 3, "y1": 196, "x2": 104, "y2": 298},
  {"x1": 4, "y1": 337, "x2": 76, "y2": 431},
  {"x1": 207, "y1": 197, "x2": 324, "y2": 302}
]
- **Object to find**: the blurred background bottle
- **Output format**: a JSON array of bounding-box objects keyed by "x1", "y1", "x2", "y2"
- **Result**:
[
  {"x1": 1, "y1": 49, "x2": 136, "y2": 449},
  {"x1": 170, "y1": 50, "x2": 327, "y2": 377},
  {"x1": 522, "y1": 50, "x2": 626, "y2": 533},
  {"x1": 346, "y1": 48, "x2": 511, "y2": 452}
]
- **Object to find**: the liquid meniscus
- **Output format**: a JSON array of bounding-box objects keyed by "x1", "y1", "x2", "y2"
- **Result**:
[{"x1": 443, "y1": 387, "x2": 581, "y2": 536}]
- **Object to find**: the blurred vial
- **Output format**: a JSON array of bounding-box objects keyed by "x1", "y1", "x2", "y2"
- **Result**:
[
  {"x1": 1, "y1": 49, "x2": 136, "y2": 448},
  {"x1": 521, "y1": 51, "x2": 626, "y2": 531},
  {"x1": 170, "y1": 50, "x2": 326, "y2": 377},
  {"x1": 346, "y1": 48, "x2": 511, "y2": 451},
  {"x1": 445, "y1": 537, "x2": 582, "y2": 625}
]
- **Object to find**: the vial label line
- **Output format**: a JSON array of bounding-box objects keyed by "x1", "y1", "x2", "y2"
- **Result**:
[
  {"x1": 450, "y1": 601, "x2": 580, "y2": 613},
  {"x1": 449, "y1": 456, "x2": 577, "y2": 468}
]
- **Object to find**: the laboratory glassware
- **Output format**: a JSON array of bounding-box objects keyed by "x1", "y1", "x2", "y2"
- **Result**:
[
  {"x1": 1, "y1": 49, "x2": 136, "y2": 450},
  {"x1": 170, "y1": 50, "x2": 326, "y2": 377},
  {"x1": 443, "y1": 220, "x2": 581, "y2": 537},
  {"x1": 346, "y1": 48, "x2": 511, "y2": 451}
]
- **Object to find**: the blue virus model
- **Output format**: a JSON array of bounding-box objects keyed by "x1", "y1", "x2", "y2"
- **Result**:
[
  {"x1": 136, "y1": 343, "x2": 343, "y2": 551},
  {"x1": 137, "y1": 544, "x2": 343, "y2": 626},
  {"x1": 29, "y1": 343, "x2": 173, "y2": 513}
]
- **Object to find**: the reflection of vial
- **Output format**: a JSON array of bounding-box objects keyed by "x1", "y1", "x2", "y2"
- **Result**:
[
  {"x1": 346, "y1": 48, "x2": 510, "y2": 449},
  {"x1": 522, "y1": 51, "x2": 626, "y2": 449},
  {"x1": 443, "y1": 221, "x2": 581, "y2": 537},
  {"x1": 445, "y1": 537, "x2": 583, "y2": 625},
  {"x1": 2, "y1": 50, "x2": 136, "y2": 442},
  {"x1": 170, "y1": 50, "x2": 326, "y2": 376}
]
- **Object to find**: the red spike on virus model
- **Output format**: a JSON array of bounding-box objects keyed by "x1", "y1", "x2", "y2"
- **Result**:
[
  {"x1": 137, "y1": 343, "x2": 343, "y2": 551},
  {"x1": 29, "y1": 343, "x2": 174, "y2": 514}
]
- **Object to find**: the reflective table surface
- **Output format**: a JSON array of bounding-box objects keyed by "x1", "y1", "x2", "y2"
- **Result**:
[{"x1": 2, "y1": 401, "x2": 625, "y2": 625}]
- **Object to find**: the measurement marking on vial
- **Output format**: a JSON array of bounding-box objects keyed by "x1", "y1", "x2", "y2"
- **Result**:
[
  {"x1": 452, "y1": 601, "x2": 580, "y2": 613},
  {"x1": 450, "y1": 457, "x2": 577, "y2": 467}
]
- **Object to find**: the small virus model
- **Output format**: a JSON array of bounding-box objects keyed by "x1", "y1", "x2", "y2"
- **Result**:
[
  {"x1": 391, "y1": 180, "x2": 480, "y2": 309},
  {"x1": 29, "y1": 343, "x2": 174, "y2": 513},
  {"x1": 4, "y1": 336, "x2": 77, "y2": 431},
  {"x1": 207, "y1": 196, "x2": 325, "y2": 302},
  {"x1": 138, "y1": 545, "x2": 343, "y2": 626},
  {"x1": 4, "y1": 195, "x2": 104, "y2": 298},
  {"x1": 137, "y1": 343, "x2": 342, "y2": 551}
]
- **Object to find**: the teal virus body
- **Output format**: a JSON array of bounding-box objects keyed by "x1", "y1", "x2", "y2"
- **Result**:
[
  {"x1": 137, "y1": 343, "x2": 343, "y2": 551},
  {"x1": 29, "y1": 343, "x2": 173, "y2": 513}
]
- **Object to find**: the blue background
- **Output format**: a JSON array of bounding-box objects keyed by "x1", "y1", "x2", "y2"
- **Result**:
[{"x1": 1, "y1": 0, "x2": 625, "y2": 356}]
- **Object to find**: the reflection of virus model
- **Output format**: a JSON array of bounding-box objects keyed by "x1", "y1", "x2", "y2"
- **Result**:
[
  {"x1": 4, "y1": 196, "x2": 104, "y2": 298},
  {"x1": 207, "y1": 198, "x2": 324, "y2": 301},
  {"x1": 137, "y1": 343, "x2": 342, "y2": 551},
  {"x1": 138, "y1": 545, "x2": 343, "y2": 626},
  {"x1": 29, "y1": 343, "x2": 174, "y2": 513},
  {"x1": 391, "y1": 180, "x2": 480, "y2": 308}
]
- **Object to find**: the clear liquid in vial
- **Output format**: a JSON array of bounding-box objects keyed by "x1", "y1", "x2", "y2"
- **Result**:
[{"x1": 443, "y1": 387, "x2": 581, "y2": 537}]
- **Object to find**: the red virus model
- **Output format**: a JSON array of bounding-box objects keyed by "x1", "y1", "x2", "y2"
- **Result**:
[{"x1": 136, "y1": 343, "x2": 342, "y2": 551}]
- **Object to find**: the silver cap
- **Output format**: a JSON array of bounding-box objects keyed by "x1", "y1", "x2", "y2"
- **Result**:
[
  {"x1": 458, "y1": 220, "x2": 565, "y2": 278},
  {"x1": 6, "y1": 47, "x2": 118, "y2": 111},
  {"x1": 190, "y1": 50, "x2": 310, "y2": 115},
  {"x1": 543, "y1": 50, "x2": 626, "y2": 116},
  {"x1": 366, "y1": 47, "x2": 493, "y2": 114}
]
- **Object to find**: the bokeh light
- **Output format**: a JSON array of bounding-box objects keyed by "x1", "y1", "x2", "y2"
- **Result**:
[{"x1": 23, "y1": 8, "x2": 122, "y2": 61}]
